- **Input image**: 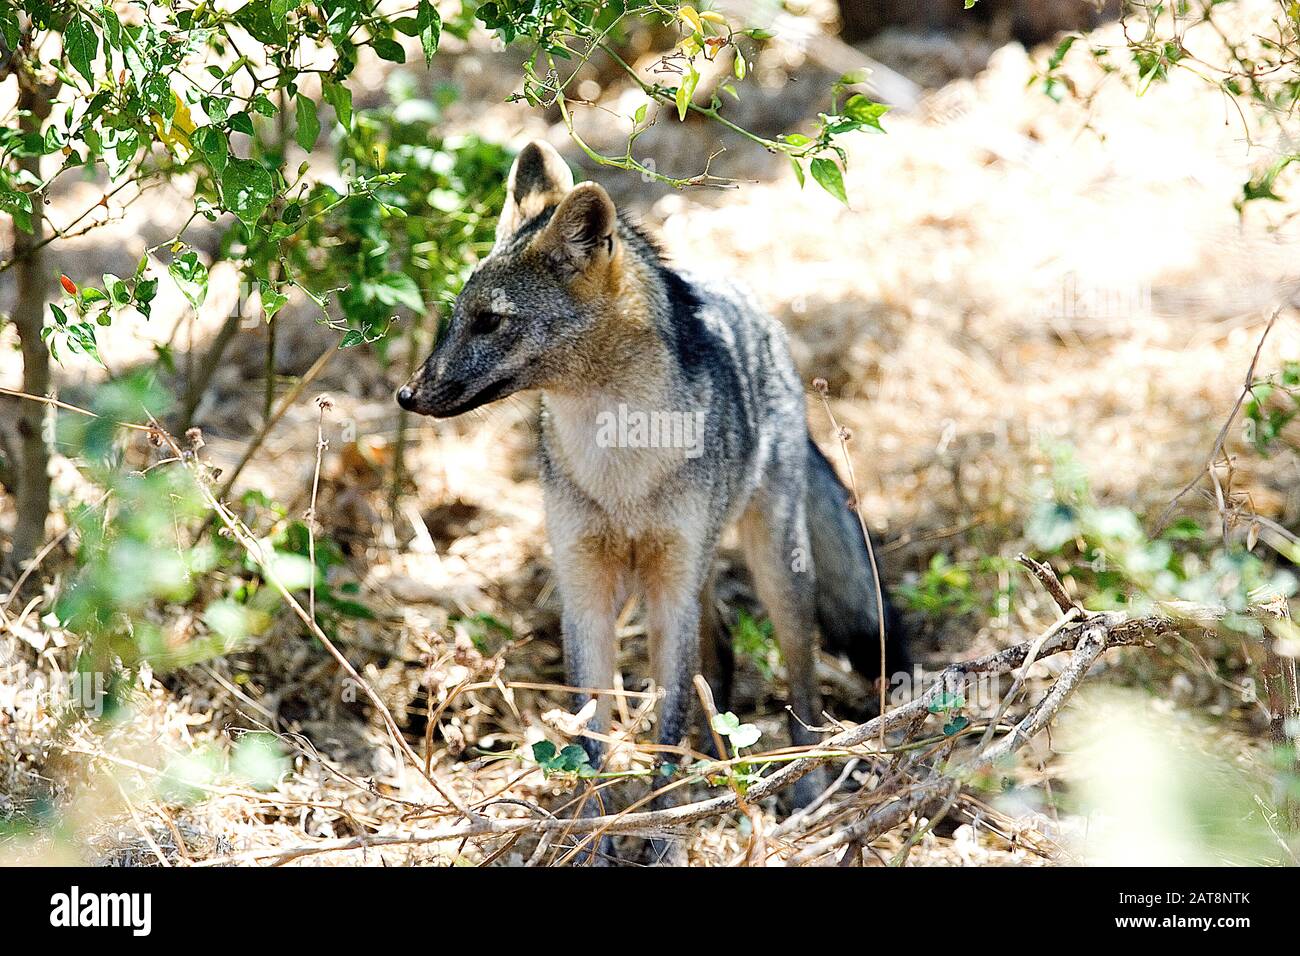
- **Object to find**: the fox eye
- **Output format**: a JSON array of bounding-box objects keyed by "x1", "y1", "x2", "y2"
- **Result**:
[{"x1": 470, "y1": 312, "x2": 504, "y2": 335}]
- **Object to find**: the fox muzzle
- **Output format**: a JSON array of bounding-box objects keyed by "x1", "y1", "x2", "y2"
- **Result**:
[{"x1": 395, "y1": 374, "x2": 519, "y2": 418}]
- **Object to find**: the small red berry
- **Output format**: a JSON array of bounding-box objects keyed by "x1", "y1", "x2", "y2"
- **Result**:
[{"x1": 59, "y1": 274, "x2": 78, "y2": 296}]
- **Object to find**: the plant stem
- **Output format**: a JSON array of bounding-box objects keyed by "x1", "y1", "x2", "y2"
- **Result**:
[
  {"x1": 5, "y1": 72, "x2": 55, "y2": 577},
  {"x1": 179, "y1": 306, "x2": 242, "y2": 432}
]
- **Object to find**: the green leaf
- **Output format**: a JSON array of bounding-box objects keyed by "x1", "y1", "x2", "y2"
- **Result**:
[
  {"x1": 250, "y1": 94, "x2": 277, "y2": 117},
  {"x1": 135, "y1": 277, "x2": 158, "y2": 317},
  {"x1": 228, "y1": 112, "x2": 255, "y2": 136},
  {"x1": 0, "y1": 187, "x2": 32, "y2": 233},
  {"x1": 233, "y1": 0, "x2": 288, "y2": 46},
  {"x1": 373, "y1": 38, "x2": 406, "y2": 63},
  {"x1": 168, "y1": 251, "x2": 209, "y2": 308},
  {"x1": 1163, "y1": 517, "x2": 1205, "y2": 542},
  {"x1": 294, "y1": 94, "x2": 320, "y2": 152},
  {"x1": 260, "y1": 283, "x2": 289, "y2": 320},
  {"x1": 104, "y1": 274, "x2": 130, "y2": 306},
  {"x1": 557, "y1": 744, "x2": 589, "y2": 772},
  {"x1": 1048, "y1": 34, "x2": 1077, "y2": 71},
  {"x1": 531, "y1": 740, "x2": 557, "y2": 764},
  {"x1": 192, "y1": 126, "x2": 228, "y2": 174},
  {"x1": 371, "y1": 272, "x2": 423, "y2": 311},
  {"x1": 338, "y1": 330, "x2": 366, "y2": 349},
  {"x1": 810, "y1": 157, "x2": 848, "y2": 206},
  {"x1": 676, "y1": 66, "x2": 699, "y2": 122},
  {"x1": 842, "y1": 94, "x2": 889, "y2": 131},
  {"x1": 729, "y1": 723, "x2": 761, "y2": 748},
  {"x1": 100, "y1": 5, "x2": 124, "y2": 51},
  {"x1": 221, "y1": 157, "x2": 275, "y2": 224},
  {"x1": 928, "y1": 691, "x2": 965, "y2": 714},
  {"x1": 63, "y1": 18, "x2": 98, "y2": 86},
  {"x1": 711, "y1": 711, "x2": 741, "y2": 736},
  {"x1": 203, "y1": 95, "x2": 230, "y2": 123},
  {"x1": 0, "y1": 4, "x2": 19, "y2": 49},
  {"x1": 790, "y1": 158, "x2": 805, "y2": 188},
  {"x1": 322, "y1": 80, "x2": 352, "y2": 130},
  {"x1": 417, "y1": 0, "x2": 441, "y2": 65}
]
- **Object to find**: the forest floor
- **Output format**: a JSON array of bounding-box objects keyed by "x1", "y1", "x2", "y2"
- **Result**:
[{"x1": 3, "y1": 1, "x2": 1300, "y2": 865}]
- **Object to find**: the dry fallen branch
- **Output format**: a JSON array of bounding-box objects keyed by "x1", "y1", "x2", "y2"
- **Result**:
[{"x1": 200, "y1": 557, "x2": 1299, "y2": 866}]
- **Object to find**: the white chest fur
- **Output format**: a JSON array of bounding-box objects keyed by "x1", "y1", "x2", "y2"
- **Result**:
[{"x1": 542, "y1": 391, "x2": 696, "y2": 518}]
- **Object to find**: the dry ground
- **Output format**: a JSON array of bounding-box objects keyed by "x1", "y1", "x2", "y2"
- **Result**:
[{"x1": 3, "y1": 2, "x2": 1300, "y2": 865}]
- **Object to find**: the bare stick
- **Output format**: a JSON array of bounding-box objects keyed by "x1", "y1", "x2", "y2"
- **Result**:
[
  {"x1": 179, "y1": 309, "x2": 242, "y2": 432},
  {"x1": 972, "y1": 606, "x2": 1080, "y2": 756},
  {"x1": 1015, "y1": 553, "x2": 1078, "y2": 616},
  {"x1": 813, "y1": 377, "x2": 890, "y2": 747},
  {"x1": 0, "y1": 386, "x2": 156, "y2": 433},
  {"x1": 968, "y1": 621, "x2": 1109, "y2": 771},
  {"x1": 693, "y1": 674, "x2": 729, "y2": 763},
  {"x1": 5, "y1": 77, "x2": 54, "y2": 575},
  {"x1": 307, "y1": 396, "x2": 331, "y2": 623},
  {"x1": 1155, "y1": 307, "x2": 1279, "y2": 534},
  {"x1": 210, "y1": 345, "x2": 336, "y2": 509}
]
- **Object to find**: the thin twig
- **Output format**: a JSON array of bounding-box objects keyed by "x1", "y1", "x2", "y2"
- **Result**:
[
  {"x1": 1015, "y1": 553, "x2": 1079, "y2": 616},
  {"x1": 208, "y1": 345, "x2": 336, "y2": 513},
  {"x1": 307, "y1": 396, "x2": 331, "y2": 623},
  {"x1": 813, "y1": 377, "x2": 891, "y2": 748},
  {"x1": 1155, "y1": 307, "x2": 1280, "y2": 533}
]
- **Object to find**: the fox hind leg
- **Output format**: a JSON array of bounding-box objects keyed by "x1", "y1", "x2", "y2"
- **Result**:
[{"x1": 738, "y1": 488, "x2": 828, "y2": 810}]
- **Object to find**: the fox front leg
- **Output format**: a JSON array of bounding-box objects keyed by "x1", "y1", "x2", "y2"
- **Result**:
[
  {"x1": 647, "y1": 597, "x2": 703, "y2": 774},
  {"x1": 642, "y1": 584, "x2": 703, "y2": 866},
  {"x1": 557, "y1": 565, "x2": 620, "y2": 751},
  {"x1": 640, "y1": 527, "x2": 714, "y2": 770},
  {"x1": 549, "y1": 526, "x2": 625, "y2": 862}
]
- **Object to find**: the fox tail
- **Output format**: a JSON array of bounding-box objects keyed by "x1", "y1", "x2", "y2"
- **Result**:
[{"x1": 805, "y1": 436, "x2": 911, "y2": 685}]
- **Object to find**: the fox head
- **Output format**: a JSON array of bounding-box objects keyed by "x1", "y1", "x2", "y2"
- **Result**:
[{"x1": 396, "y1": 140, "x2": 630, "y2": 418}]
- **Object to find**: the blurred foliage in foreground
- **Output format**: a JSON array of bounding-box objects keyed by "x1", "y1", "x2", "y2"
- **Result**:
[{"x1": 1059, "y1": 687, "x2": 1285, "y2": 865}]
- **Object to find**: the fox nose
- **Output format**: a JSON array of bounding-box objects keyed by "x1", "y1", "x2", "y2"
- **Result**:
[{"x1": 396, "y1": 385, "x2": 417, "y2": 411}]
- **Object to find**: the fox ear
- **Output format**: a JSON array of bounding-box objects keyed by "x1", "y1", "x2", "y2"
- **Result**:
[
  {"x1": 536, "y1": 182, "x2": 618, "y2": 278},
  {"x1": 496, "y1": 140, "x2": 574, "y2": 244}
]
